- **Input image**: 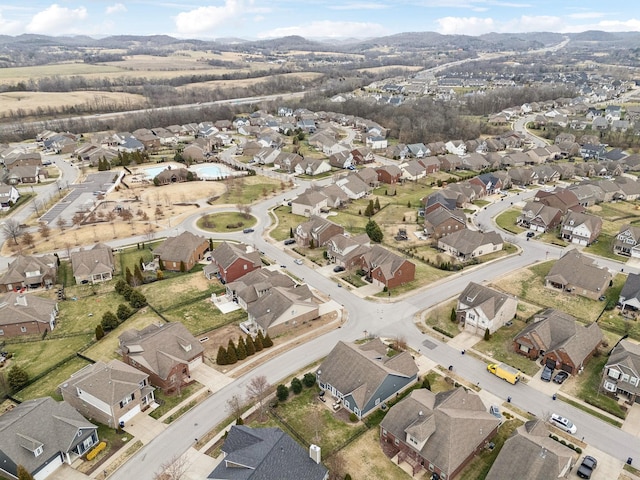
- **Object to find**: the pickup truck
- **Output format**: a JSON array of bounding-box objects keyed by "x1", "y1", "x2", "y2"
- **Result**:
[{"x1": 487, "y1": 363, "x2": 522, "y2": 384}]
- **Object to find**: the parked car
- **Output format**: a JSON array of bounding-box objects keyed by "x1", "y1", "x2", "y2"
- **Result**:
[
  {"x1": 577, "y1": 455, "x2": 598, "y2": 479},
  {"x1": 333, "y1": 265, "x2": 345, "y2": 273},
  {"x1": 526, "y1": 231, "x2": 535, "y2": 238},
  {"x1": 541, "y1": 365, "x2": 553, "y2": 382},
  {"x1": 284, "y1": 239, "x2": 296, "y2": 245},
  {"x1": 294, "y1": 259, "x2": 303, "y2": 265},
  {"x1": 243, "y1": 228, "x2": 255, "y2": 233},
  {"x1": 553, "y1": 371, "x2": 569, "y2": 384},
  {"x1": 550, "y1": 413, "x2": 577, "y2": 434}
]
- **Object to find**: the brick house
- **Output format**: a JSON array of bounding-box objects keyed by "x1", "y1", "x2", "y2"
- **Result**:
[
  {"x1": 295, "y1": 216, "x2": 344, "y2": 248},
  {"x1": 119, "y1": 322, "x2": 204, "y2": 393},
  {"x1": 513, "y1": 309, "x2": 603, "y2": 374},
  {"x1": 356, "y1": 245, "x2": 415, "y2": 289},
  {"x1": 0, "y1": 254, "x2": 58, "y2": 293},
  {"x1": 545, "y1": 249, "x2": 611, "y2": 300},
  {"x1": 208, "y1": 241, "x2": 261, "y2": 284},
  {"x1": 153, "y1": 231, "x2": 209, "y2": 271},
  {"x1": 423, "y1": 206, "x2": 466, "y2": 239},
  {"x1": 0, "y1": 292, "x2": 58, "y2": 338},
  {"x1": 380, "y1": 387, "x2": 500, "y2": 478}
]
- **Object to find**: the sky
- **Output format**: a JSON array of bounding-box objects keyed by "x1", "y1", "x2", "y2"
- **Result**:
[{"x1": 0, "y1": 1, "x2": 639, "y2": 40}]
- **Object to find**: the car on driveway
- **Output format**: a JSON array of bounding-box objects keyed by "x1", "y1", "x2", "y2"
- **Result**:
[
  {"x1": 333, "y1": 265, "x2": 345, "y2": 273},
  {"x1": 284, "y1": 239, "x2": 296, "y2": 245},
  {"x1": 550, "y1": 413, "x2": 577, "y2": 434},
  {"x1": 541, "y1": 365, "x2": 553, "y2": 382},
  {"x1": 553, "y1": 371, "x2": 569, "y2": 384},
  {"x1": 526, "y1": 231, "x2": 535, "y2": 238},
  {"x1": 577, "y1": 455, "x2": 598, "y2": 479}
]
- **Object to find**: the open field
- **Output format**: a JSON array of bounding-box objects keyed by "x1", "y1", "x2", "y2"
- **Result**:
[
  {"x1": 12, "y1": 356, "x2": 92, "y2": 402},
  {"x1": 0, "y1": 91, "x2": 147, "y2": 118}
]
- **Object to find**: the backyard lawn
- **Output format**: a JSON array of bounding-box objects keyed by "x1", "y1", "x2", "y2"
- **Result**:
[
  {"x1": 55, "y1": 291, "x2": 124, "y2": 335},
  {"x1": 13, "y1": 356, "x2": 92, "y2": 401}
]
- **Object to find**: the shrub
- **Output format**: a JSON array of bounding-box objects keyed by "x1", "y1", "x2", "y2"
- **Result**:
[
  {"x1": 101, "y1": 311, "x2": 119, "y2": 331},
  {"x1": 95, "y1": 324, "x2": 105, "y2": 341},
  {"x1": 421, "y1": 377, "x2": 431, "y2": 390},
  {"x1": 349, "y1": 412, "x2": 358, "y2": 423},
  {"x1": 116, "y1": 303, "x2": 132, "y2": 321},
  {"x1": 291, "y1": 377, "x2": 303, "y2": 394},
  {"x1": 86, "y1": 441, "x2": 107, "y2": 461},
  {"x1": 263, "y1": 333, "x2": 273, "y2": 348},
  {"x1": 575, "y1": 447, "x2": 582, "y2": 454},
  {"x1": 129, "y1": 290, "x2": 147, "y2": 308},
  {"x1": 8, "y1": 365, "x2": 29, "y2": 391},
  {"x1": 276, "y1": 384, "x2": 289, "y2": 402},
  {"x1": 303, "y1": 372, "x2": 316, "y2": 388}
]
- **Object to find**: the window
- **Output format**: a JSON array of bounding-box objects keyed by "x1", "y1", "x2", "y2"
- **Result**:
[
  {"x1": 21, "y1": 326, "x2": 27, "y2": 333},
  {"x1": 622, "y1": 373, "x2": 630, "y2": 382},
  {"x1": 519, "y1": 344, "x2": 530, "y2": 353},
  {"x1": 33, "y1": 446, "x2": 43, "y2": 457},
  {"x1": 382, "y1": 429, "x2": 387, "y2": 436},
  {"x1": 608, "y1": 368, "x2": 621, "y2": 379},
  {"x1": 394, "y1": 439, "x2": 399, "y2": 446},
  {"x1": 0, "y1": 329, "x2": 3, "y2": 336}
]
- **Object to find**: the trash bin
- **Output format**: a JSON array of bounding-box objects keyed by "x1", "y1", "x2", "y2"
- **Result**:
[
  {"x1": 627, "y1": 457, "x2": 633, "y2": 465},
  {"x1": 119, "y1": 421, "x2": 125, "y2": 429}
]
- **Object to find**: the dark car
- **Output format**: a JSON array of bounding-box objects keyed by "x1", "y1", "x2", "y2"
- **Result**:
[
  {"x1": 284, "y1": 239, "x2": 296, "y2": 245},
  {"x1": 577, "y1": 455, "x2": 598, "y2": 479},
  {"x1": 553, "y1": 371, "x2": 569, "y2": 384},
  {"x1": 526, "y1": 231, "x2": 535, "y2": 238},
  {"x1": 242, "y1": 228, "x2": 254, "y2": 233},
  {"x1": 333, "y1": 265, "x2": 345, "y2": 273},
  {"x1": 541, "y1": 365, "x2": 553, "y2": 382}
]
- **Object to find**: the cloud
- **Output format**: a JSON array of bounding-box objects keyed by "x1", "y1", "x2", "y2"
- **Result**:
[
  {"x1": 174, "y1": 0, "x2": 249, "y2": 34},
  {"x1": 259, "y1": 20, "x2": 388, "y2": 39},
  {"x1": 106, "y1": 3, "x2": 127, "y2": 15},
  {"x1": 436, "y1": 14, "x2": 569, "y2": 35},
  {"x1": 436, "y1": 16, "x2": 496, "y2": 35},
  {"x1": 26, "y1": 4, "x2": 88, "y2": 34},
  {"x1": 0, "y1": 12, "x2": 22, "y2": 35},
  {"x1": 328, "y1": 3, "x2": 390, "y2": 10}
]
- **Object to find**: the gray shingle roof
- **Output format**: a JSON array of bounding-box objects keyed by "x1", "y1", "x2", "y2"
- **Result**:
[
  {"x1": 153, "y1": 231, "x2": 207, "y2": 264},
  {"x1": 439, "y1": 230, "x2": 503, "y2": 256},
  {"x1": 207, "y1": 426, "x2": 328, "y2": 480},
  {"x1": 211, "y1": 242, "x2": 261, "y2": 271},
  {"x1": 70, "y1": 243, "x2": 114, "y2": 278},
  {"x1": 457, "y1": 282, "x2": 514, "y2": 319},
  {"x1": 0, "y1": 292, "x2": 57, "y2": 327},
  {"x1": 546, "y1": 249, "x2": 611, "y2": 294}
]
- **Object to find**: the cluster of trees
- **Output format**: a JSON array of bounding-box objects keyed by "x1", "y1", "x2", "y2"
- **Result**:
[
  {"x1": 216, "y1": 331, "x2": 273, "y2": 365},
  {"x1": 96, "y1": 279, "x2": 148, "y2": 337},
  {"x1": 276, "y1": 372, "x2": 317, "y2": 402}
]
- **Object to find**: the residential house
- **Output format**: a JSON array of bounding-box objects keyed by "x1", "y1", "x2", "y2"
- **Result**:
[
  {"x1": 357, "y1": 245, "x2": 416, "y2": 289},
  {"x1": 208, "y1": 242, "x2": 261, "y2": 284},
  {"x1": 418, "y1": 156, "x2": 440, "y2": 174},
  {"x1": 273, "y1": 151, "x2": 303, "y2": 173},
  {"x1": 326, "y1": 233, "x2": 371, "y2": 268},
  {"x1": 0, "y1": 254, "x2": 57, "y2": 293},
  {"x1": 224, "y1": 269, "x2": 295, "y2": 308},
  {"x1": 294, "y1": 158, "x2": 332, "y2": 177},
  {"x1": 0, "y1": 292, "x2": 58, "y2": 338},
  {"x1": 154, "y1": 167, "x2": 190, "y2": 185},
  {"x1": 600, "y1": 339, "x2": 640, "y2": 404},
  {"x1": 0, "y1": 397, "x2": 99, "y2": 480},
  {"x1": 357, "y1": 167, "x2": 380, "y2": 188},
  {"x1": 619, "y1": 273, "x2": 640, "y2": 312},
  {"x1": 517, "y1": 202, "x2": 563, "y2": 233},
  {"x1": 545, "y1": 249, "x2": 611, "y2": 300},
  {"x1": 207, "y1": 426, "x2": 328, "y2": 480},
  {"x1": 328, "y1": 150, "x2": 354, "y2": 169},
  {"x1": 246, "y1": 284, "x2": 319, "y2": 336},
  {"x1": 509, "y1": 167, "x2": 538, "y2": 186},
  {"x1": 69, "y1": 243, "x2": 114, "y2": 284},
  {"x1": 376, "y1": 165, "x2": 403, "y2": 184},
  {"x1": 423, "y1": 206, "x2": 466, "y2": 239},
  {"x1": 438, "y1": 230, "x2": 504, "y2": 262},
  {"x1": 400, "y1": 160, "x2": 426, "y2": 181},
  {"x1": 461, "y1": 153, "x2": 489, "y2": 171},
  {"x1": 438, "y1": 154, "x2": 463, "y2": 172},
  {"x1": 568, "y1": 183, "x2": 602, "y2": 207},
  {"x1": 59, "y1": 359, "x2": 155, "y2": 428},
  {"x1": 335, "y1": 175, "x2": 369, "y2": 200},
  {"x1": 295, "y1": 216, "x2": 344, "y2": 248},
  {"x1": 321, "y1": 184, "x2": 349, "y2": 209},
  {"x1": 0, "y1": 185, "x2": 20, "y2": 210},
  {"x1": 380, "y1": 387, "x2": 500, "y2": 479},
  {"x1": 532, "y1": 165, "x2": 560, "y2": 185},
  {"x1": 317, "y1": 338, "x2": 418, "y2": 419},
  {"x1": 182, "y1": 143, "x2": 210, "y2": 163},
  {"x1": 456, "y1": 282, "x2": 517, "y2": 335},
  {"x1": 534, "y1": 187, "x2": 581, "y2": 214},
  {"x1": 406, "y1": 143, "x2": 429, "y2": 158},
  {"x1": 351, "y1": 147, "x2": 374, "y2": 165},
  {"x1": 119, "y1": 322, "x2": 204, "y2": 393},
  {"x1": 445, "y1": 140, "x2": 467, "y2": 156},
  {"x1": 366, "y1": 135, "x2": 388, "y2": 150},
  {"x1": 513, "y1": 308, "x2": 603, "y2": 374},
  {"x1": 6, "y1": 165, "x2": 42, "y2": 184},
  {"x1": 291, "y1": 189, "x2": 329, "y2": 217},
  {"x1": 614, "y1": 177, "x2": 640, "y2": 201},
  {"x1": 580, "y1": 143, "x2": 606, "y2": 160},
  {"x1": 485, "y1": 420, "x2": 575, "y2": 480},
  {"x1": 153, "y1": 231, "x2": 208, "y2": 271},
  {"x1": 424, "y1": 190, "x2": 463, "y2": 214},
  {"x1": 560, "y1": 211, "x2": 602, "y2": 246}
]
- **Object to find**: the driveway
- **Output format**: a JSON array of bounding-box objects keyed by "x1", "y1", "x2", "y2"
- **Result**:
[
  {"x1": 575, "y1": 444, "x2": 625, "y2": 480},
  {"x1": 190, "y1": 364, "x2": 233, "y2": 392},
  {"x1": 622, "y1": 402, "x2": 640, "y2": 436},
  {"x1": 47, "y1": 465, "x2": 89, "y2": 480},
  {"x1": 123, "y1": 411, "x2": 168, "y2": 445}
]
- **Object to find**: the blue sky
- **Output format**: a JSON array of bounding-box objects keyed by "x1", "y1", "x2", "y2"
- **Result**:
[{"x1": 0, "y1": 1, "x2": 639, "y2": 40}]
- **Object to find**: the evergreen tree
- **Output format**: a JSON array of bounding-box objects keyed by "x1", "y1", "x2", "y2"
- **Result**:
[
  {"x1": 209, "y1": 238, "x2": 214, "y2": 251},
  {"x1": 115, "y1": 279, "x2": 128, "y2": 295},
  {"x1": 226, "y1": 343, "x2": 238, "y2": 364},
  {"x1": 309, "y1": 238, "x2": 315, "y2": 249},
  {"x1": 129, "y1": 290, "x2": 147, "y2": 308},
  {"x1": 95, "y1": 324, "x2": 105, "y2": 340},
  {"x1": 263, "y1": 333, "x2": 273, "y2": 348},
  {"x1": 216, "y1": 346, "x2": 228, "y2": 365},
  {"x1": 158, "y1": 258, "x2": 165, "y2": 270},
  {"x1": 125, "y1": 267, "x2": 133, "y2": 286},
  {"x1": 450, "y1": 308, "x2": 457, "y2": 323},
  {"x1": 289, "y1": 227, "x2": 294, "y2": 238},
  {"x1": 7, "y1": 365, "x2": 29, "y2": 391},
  {"x1": 101, "y1": 311, "x2": 119, "y2": 330},
  {"x1": 365, "y1": 219, "x2": 383, "y2": 243},
  {"x1": 374, "y1": 197, "x2": 381, "y2": 211},
  {"x1": 180, "y1": 260, "x2": 186, "y2": 272},
  {"x1": 276, "y1": 384, "x2": 289, "y2": 402},
  {"x1": 291, "y1": 377, "x2": 303, "y2": 394},
  {"x1": 254, "y1": 331, "x2": 264, "y2": 351},
  {"x1": 364, "y1": 201, "x2": 374, "y2": 217},
  {"x1": 121, "y1": 283, "x2": 133, "y2": 301},
  {"x1": 484, "y1": 328, "x2": 491, "y2": 341},
  {"x1": 303, "y1": 372, "x2": 316, "y2": 388},
  {"x1": 245, "y1": 334, "x2": 256, "y2": 356},
  {"x1": 227, "y1": 338, "x2": 238, "y2": 359},
  {"x1": 117, "y1": 303, "x2": 132, "y2": 321},
  {"x1": 236, "y1": 337, "x2": 247, "y2": 360},
  {"x1": 134, "y1": 264, "x2": 144, "y2": 285}
]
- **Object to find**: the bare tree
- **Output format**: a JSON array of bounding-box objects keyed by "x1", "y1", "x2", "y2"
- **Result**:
[
  {"x1": 2, "y1": 219, "x2": 22, "y2": 245},
  {"x1": 144, "y1": 222, "x2": 155, "y2": 241},
  {"x1": 38, "y1": 222, "x2": 51, "y2": 240},
  {"x1": 32, "y1": 198, "x2": 42, "y2": 216},
  {"x1": 106, "y1": 211, "x2": 116, "y2": 237},
  {"x1": 325, "y1": 451, "x2": 347, "y2": 480},
  {"x1": 72, "y1": 212, "x2": 84, "y2": 228},
  {"x1": 21, "y1": 231, "x2": 34, "y2": 248},
  {"x1": 153, "y1": 453, "x2": 190, "y2": 480},
  {"x1": 226, "y1": 394, "x2": 245, "y2": 422},
  {"x1": 56, "y1": 216, "x2": 66, "y2": 232},
  {"x1": 246, "y1": 375, "x2": 270, "y2": 421}
]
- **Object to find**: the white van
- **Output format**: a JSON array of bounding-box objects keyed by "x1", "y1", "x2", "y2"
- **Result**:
[{"x1": 550, "y1": 413, "x2": 577, "y2": 434}]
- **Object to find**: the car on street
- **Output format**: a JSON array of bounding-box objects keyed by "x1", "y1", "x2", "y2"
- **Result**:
[
  {"x1": 294, "y1": 259, "x2": 303, "y2": 265},
  {"x1": 541, "y1": 365, "x2": 553, "y2": 382},
  {"x1": 242, "y1": 228, "x2": 254, "y2": 233},
  {"x1": 280, "y1": 264, "x2": 287, "y2": 268},
  {"x1": 577, "y1": 455, "x2": 598, "y2": 479},
  {"x1": 526, "y1": 231, "x2": 535, "y2": 238},
  {"x1": 333, "y1": 265, "x2": 345, "y2": 273},
  {"x1": 550, "y1": 413, "x2": 577, "y2": 434},
  {"x1": 553, "y1": 371, "x2": 569, "y2": 384}
]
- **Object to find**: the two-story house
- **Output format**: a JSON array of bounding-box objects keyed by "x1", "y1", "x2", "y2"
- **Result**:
[
  {"x1": 614, "y1": 224, "x2": 640, "y2": 258},
  {"x1": 560, "y1": 211, "x2": 602, "y2": 246},
  {"x1": 601, "y1": 339, "x2": 640, "y2": 404},
  {"x1": 207, "y1": 242, "x2": 261, "y2": 284},
  {"x1": 456, "y1": 282, "x2": 517, "y2": 335}
]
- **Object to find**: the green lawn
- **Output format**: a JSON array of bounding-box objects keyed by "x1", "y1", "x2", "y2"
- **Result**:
[
  {"x1": 55, "y1": 292, "x2": 124, "y2": 335},
  {"x1": 576, "y1": 355, "x2": 627, "y2": 419},
  {"x1": 216, "y1": 177, "x2": 284, "y2": 204},
  {"x1": 422, "y1": 300, "x2": 461, "y2": 338},
  {"x1": 196, "y1": 212, "x2": 257, "y2": 232},
  {"x1": 5, "y1": 334, "x2": 93, "y2": 379},
  {"x1": 163, "y1": 303, "x2": 247, "y2": 336},
  {"x1": 494, "y1": 209, "x2": 525, "y2": 234},
  {"x1": 271, "y1": 206, "x2": 303, "y2": 241},
  {"x1": 138, "y1": 272, "x2": 218, "y2": 311},
  {"x1": 584, "y1": 233, "x2": 618, "y2": 260},
  {"x1": 13, "y1": 356, "x2": 92, "y2": 401},
  {"x1": 149, "y1": 381, "x2": 204, "y2": 419}
]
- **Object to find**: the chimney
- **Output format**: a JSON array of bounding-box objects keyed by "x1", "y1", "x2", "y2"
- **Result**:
[{"x1": 309, "y1": 444, "x2": 321, "y2": 464}]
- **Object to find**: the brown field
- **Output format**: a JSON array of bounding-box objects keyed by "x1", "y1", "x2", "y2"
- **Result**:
[
  {"x1": 357, "y1": 65, "x2": 424, "y2": 74},
  {"x1": 0, "y1": 91, "x2": 146, "y2": 117},
  {"x1": 178, "y1": 72, "x2": 324, "y2": 91}
]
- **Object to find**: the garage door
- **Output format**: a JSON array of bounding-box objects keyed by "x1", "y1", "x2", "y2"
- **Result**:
[
  {"x1": 189, "y1": 356, "x2": 203, "y2": 369},
  {"x1": 119, "y1": 404, "x2": 141, "y2": 424},
  {"x1": 34, "y1": 453, "x2": 63, "y2": 480}
]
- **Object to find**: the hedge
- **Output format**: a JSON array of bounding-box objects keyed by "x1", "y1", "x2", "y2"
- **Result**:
[{"x1": 86, "y1": 441, "x2": 107, "y2": 461}]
